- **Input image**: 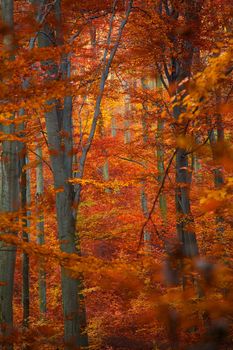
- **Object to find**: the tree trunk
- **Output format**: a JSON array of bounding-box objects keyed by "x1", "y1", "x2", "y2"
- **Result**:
[
  {"x1": 161, "y1": 0, "x2": 201, "y2": 258},
  {"x1": 0, "y1": 2, "x2": 19, "y2": 349},
  {"x1": 36, "y1": 0, "x2": 133, "y2": 346},
  {"x1": 175, "y1": 147, "x2": 198, "y2": 257},
  {"x1": 140, "y1": 78, "x2": 152, "y2": 251},
  {"x1": 35, "y1": 145, "x2": 46, "y2": 316},
  {"x1": 208, "y1": 93, "x2": 225, "y2": 248},
  {"x1": 0, "y1": 127, "x2": 19, "y2": 349},
  {"x1": 123, "y1": 82, "x2": 131, "y2": 144},
  {"x1": 20, "y1": 152, "x2": 30, "y2": 331},
  {"x1": 157, "y1": 117, "x2": 167, "y2": 223},
  {"x1": 35, "y1": 2, "x2": 88, "y2": 347},
  {"x1": 174, "y1": 96, "x2": 198, "y2": 257},
  {"x1": 99, "y1": 114, "x2": 110, "y2": 192}
]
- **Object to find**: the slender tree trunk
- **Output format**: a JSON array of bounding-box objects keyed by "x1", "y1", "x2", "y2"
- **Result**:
[
  {"x1": 214, "y1": 112, "x2": 225, "y2": 238},
  {"x1": 17, "y1": 109, "x2": 31, "y2": 334},
  {"x1": 123, "y1": 82, "x2": 131, "y2": 144},
  {"x1": 111, "y1": 116, "x2": 117, "y2": 137},
  {"x1": 156, "y1": 118, "x2": 167, "y2": 222},
  {"x1": 20, "y1": 153, "x2": 30, "y2": 331},
  {"x1": 0, "y1": 2, "x2": 19, "y2": 349},
  {"x1": 0, "y1": 126, "x2": 19, "y2": 350},
  {"x1": 35, "y1": 145, "x2": 46, "y2": 315},
  {"x1": 155, "y1": 77, "x2": 167, "y2": 223},
  {"x1": 209, "y1": 93, "x2": 224, "y2": 188},
  {"x1": 127, "y1": 80, "x2": 152, "y2": 251},
  {"x1": 140, "y1": 77, "x2": 167, "y2": 250},
  {"x1": 99, "y1": 114, "x2": 110, "y2": 192},
  {"x1": 140, "y1": 78, "x2": 152, "y2": 250},
  {"x1": 208, "y1": 93, "x2": 225, "y2": 247},
  {"x1": 16, "y1": 114, "x2": 31, "y2": 341}
]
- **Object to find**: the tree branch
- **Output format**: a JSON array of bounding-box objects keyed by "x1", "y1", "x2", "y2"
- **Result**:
[{"x1": 137, "y1": 149, "x2": 177, "y2": 251}]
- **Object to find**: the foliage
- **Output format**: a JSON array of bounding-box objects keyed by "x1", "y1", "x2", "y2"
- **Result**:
[{"x1": 0, "y1": 0, "x2": 233, "y2": 349}]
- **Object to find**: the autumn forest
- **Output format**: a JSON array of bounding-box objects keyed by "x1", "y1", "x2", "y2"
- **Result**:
[{"x1": 0, "y1": 0, "x2": 233, "y2": 349}]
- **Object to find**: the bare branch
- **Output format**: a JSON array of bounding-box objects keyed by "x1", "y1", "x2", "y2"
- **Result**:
[
  {"x1": 137, "y1": 149, "x2": 177, "y2": 251},
  {"x1": 73, "y1": 0, "x2": 134, "y2": 212}
]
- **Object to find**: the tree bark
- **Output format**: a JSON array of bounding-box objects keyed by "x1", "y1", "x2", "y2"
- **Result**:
[
  {"x1": 35, "y1": 1, "x2": 133, "y2": 347},
  {"x1": 123, "y1": 82, "x2": 131, "y2": 145},
  {"x1": 0, "y1": 126, "x2": 19, "y2": 349},
  {"x1": 20, "y1": 152, "x2": 30, "y2": 331},
  {"x1": 160, "y1": 0, "x2": 201, "y2": 258},
  {"x1": 0, "y1": 2, "x2": 19, "y2": 349},
  {"x1": 35, "y1": 145, "x2": 46, "y2": 316},
  {"x1": 208, "y1": 93, "x2": 225, "y2": 246},
  {"x1": 157, "y1": 117, "x2": 167, "y2": 223},
  {"x1": 36, "y1": 11, "x2": 88, "y2": 347}
]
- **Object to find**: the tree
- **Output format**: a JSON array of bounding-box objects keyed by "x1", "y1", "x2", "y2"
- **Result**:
[
  {"x1": 0, "y1": 1, "x2": 233, "y2": 349},
  {"x1": 0, "y1": 1, "x2": 20, "y2": 348},
  {"x1": 34, "y1": 0, "x2": 133, "y2": 348}
]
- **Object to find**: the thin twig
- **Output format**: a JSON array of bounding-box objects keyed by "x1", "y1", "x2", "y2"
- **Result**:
[
  {"x1": 137, "y1": 149, "x2": 177, "y2": 251},
  {"x1": 37, "y1": 117, "x2": 49, "y2": 149},
  {"x1": 116, "y1": 156, "x2": 147, "y2": 169},
  {"x1": 27, "y1": 147, "x2": 53, "y2": 173},
  {"x1": 185, "y1": 133, "x2": 211, "y2": 156}
]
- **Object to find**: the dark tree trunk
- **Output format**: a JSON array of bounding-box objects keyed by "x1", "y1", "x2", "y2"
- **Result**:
[
  {"x1": 0, "y1": 2, "x2": 19, "y2": 349},
  {"x1": 160, "y1": 0, "x2": 202, "y2": 258},
  {"x1": 35, "y1": 145, "x2": 46, "y2": 316}
]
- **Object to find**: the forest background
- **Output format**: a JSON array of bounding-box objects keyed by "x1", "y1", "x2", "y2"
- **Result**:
[{"x1": 0, "y1": 0, "x2": 233, "y2": 349}]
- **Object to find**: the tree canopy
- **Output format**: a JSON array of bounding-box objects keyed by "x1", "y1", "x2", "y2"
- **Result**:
[{"x1": 0, "y1": 0, "x2": 233, "y2": 349}]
